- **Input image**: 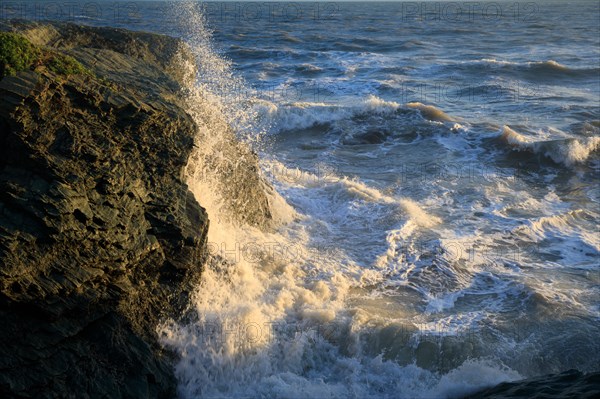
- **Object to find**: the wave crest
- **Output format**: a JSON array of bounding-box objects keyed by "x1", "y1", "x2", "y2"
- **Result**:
[
  {"x1": 407, "y1": 102, "x2": 455, "y2": 122},
  {"x1": 500, "y1": 126, "x2": 600, "y2": 166}
]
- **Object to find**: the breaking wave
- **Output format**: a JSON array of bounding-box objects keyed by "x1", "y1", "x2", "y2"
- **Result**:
[
  {"x1": 151, "y1": 2, "x2": 600, "y2": 398},
  {"x1": 461, "y1": 59, "x2": 600, "y2": 79},
  {"x1": 500, "y1": 125, "x2": 600, "y2": 166}
]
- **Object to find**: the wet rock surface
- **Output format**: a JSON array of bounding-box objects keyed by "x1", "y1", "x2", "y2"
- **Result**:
[
  {"x1": 465, "y1": 369, "x2": 600, "y2": 399},
  {"x1": 0, "y1": 21, "x2": 209, "y2": 398}
]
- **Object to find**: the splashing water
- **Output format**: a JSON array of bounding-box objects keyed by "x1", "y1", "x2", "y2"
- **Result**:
[{"x1": 157, "y1": 3, "x2": 598, "y2": 399}]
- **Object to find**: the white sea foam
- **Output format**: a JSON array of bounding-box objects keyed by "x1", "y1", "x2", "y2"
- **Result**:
[
  {"x1": 500, "y1": 125, "x2": 600, "y2": 166},
  {"x1": 261, "y1": 94, "x2": 402, "y2": 132},
  {"x1": 259, "y1": 95, "x2": 462, "y2": 136},
  {"x1": 513, "y1": 209, "x2": 600, "y2": 253},
  {"x1": 480, "y1": 58, "x2": 565, "y2": 68},
  {"x1": 155, "y1": 3, "x2": 599, "y2": 398}
]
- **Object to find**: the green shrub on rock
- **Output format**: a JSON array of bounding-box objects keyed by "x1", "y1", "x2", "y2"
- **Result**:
[
  {"x1": 47, "y1": 54, "x2": 90, "y2": 76},
  {"x1": 0, "y1": 31, "x2": 92, "y2": 79},
  {"x1": 0, "y1": 32, "x2": 41, "y2": 78}
]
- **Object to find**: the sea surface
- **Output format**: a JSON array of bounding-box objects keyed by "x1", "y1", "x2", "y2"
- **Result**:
[{"x1": 6, "y1": 1, "x2": 599, "y2": 398}]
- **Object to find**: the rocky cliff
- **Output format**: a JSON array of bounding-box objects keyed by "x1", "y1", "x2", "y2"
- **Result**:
[{"x1": 0, "y1": 21, "x2": 210, "y2": 398}]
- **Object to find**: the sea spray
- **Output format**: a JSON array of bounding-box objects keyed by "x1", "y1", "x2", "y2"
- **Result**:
[
  {"x1": 168, "y1": 2, "x2": 287, "y2": 228},
  {"x1": 158, "y1": 2, "x2": 359, "y2": 397},
  {"x1": 500, "y1": 125, "x2": 600, "y2": 166},
  {"x1": 158, "y1": 3, "x2": 538, "y2": 398}
]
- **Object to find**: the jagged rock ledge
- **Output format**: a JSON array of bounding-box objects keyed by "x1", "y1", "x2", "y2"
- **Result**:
[
  {"x1": 464, "y1": 369, "x2": 600, "y2": 399},
  {"x1": 0, "y1": 21, "x2": 210, "y2": 398}
]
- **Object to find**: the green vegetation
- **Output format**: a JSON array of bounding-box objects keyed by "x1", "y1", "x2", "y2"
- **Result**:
[
  {"x1": 0, "y1": 32, "x2": 92, "y2": 79},
  {"x1": 0, "y1": 32, "x2": 41, "y2": 78},
  {"x1": 47, "y1": 54, "x2": 90, "y2": 76}
]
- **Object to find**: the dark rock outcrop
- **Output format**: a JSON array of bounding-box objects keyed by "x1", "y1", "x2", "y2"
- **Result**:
[
  {"x1": 465, "y1": 369, "x2": 600, "y2": 399},
  {"x1": 0, "y1": 21, "x2": 209, "y2": 398}
]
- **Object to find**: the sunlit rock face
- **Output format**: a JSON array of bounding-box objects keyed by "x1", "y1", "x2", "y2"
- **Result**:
[{"x1": 0, "y1": 21, "x2": 209, "y2": 398}]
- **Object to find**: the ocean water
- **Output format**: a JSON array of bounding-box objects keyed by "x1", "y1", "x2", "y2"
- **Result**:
[{"x1": 7, "y1": 1, "x2": 599, "y2": 397}]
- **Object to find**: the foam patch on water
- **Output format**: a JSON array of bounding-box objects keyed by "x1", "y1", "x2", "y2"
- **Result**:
[
  {"x1": 398, "y1": 199, "x2": 442, "y2": 228},
  {"x1": 260, "y1": 94, "x2": 402, "y2": 133},
  {"x1": 500, "y1": 125, "x2": 600, "y2": 166},
  {"x1": 479, "y1": 58, "x2": 568, "y2": 70},
  {"x1": 257, "y1": 94, "x2": 462, "y2": 135},
  {"x1": 158, "y1": 3, "x2": 600, "y2": 398},
  {"x1": 427, "y1": 359, "x2": 522, "y2": 398}
]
